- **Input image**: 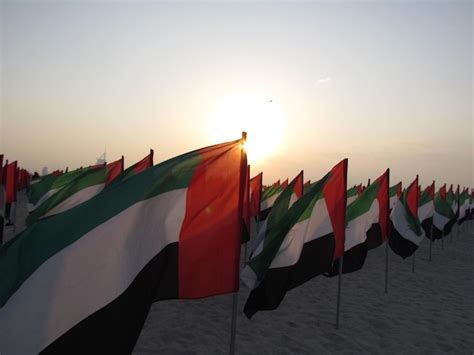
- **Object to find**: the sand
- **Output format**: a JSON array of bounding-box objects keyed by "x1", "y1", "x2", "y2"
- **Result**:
[{"x1": 4, "y1": 192, "x2": 474, "y2": 354}]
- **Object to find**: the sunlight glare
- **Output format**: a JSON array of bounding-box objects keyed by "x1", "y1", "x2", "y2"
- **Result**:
[{"x1": 209, "y1": 95, "x2": 284, "y2": 163}]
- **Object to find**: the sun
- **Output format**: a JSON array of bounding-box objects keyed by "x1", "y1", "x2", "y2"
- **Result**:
[{"x1": 209, "y1": 94, "x2": 284, "y2": 163}]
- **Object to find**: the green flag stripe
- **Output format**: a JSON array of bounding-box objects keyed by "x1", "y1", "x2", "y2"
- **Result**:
[
  {"x1": 346, "y1": 182, "x2": 380, "y2": 222},
  {"x1": 248, "y1": 172, "x2": 330, "y2": 281},
  {"x1": 0, "y1": 150, "x2": 202, "y2": 307},
  {"x1": 26, "y1": 168, "x2": 108, "y2": 226}
]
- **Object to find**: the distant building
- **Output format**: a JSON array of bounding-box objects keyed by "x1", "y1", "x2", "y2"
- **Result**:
[
  {"x1": 42, "y1": 167, "x2": 48, "y2": 176},
  {"x1": 96, "y1": 151, "x2": 106, "y2": 165}
]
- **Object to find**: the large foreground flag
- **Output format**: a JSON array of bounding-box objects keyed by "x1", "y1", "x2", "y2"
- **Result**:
[
  {"x1": 241, "y1": 160, "x2": 347, "y2": 318},
  {"x1": 327, "y1": 169, "x2": 389, "y2": 275},
  {"x1": 388, "y1": 176, "x2": 425, "y2": 258},
  {"x1": 418, "y1": 182, "x2": 435, "y2": 239},
  {"x1": 0, "y1": 138, "x2": 246, "y2": 354},
  {"x1": 26, "y1": 159, "x2": 124, "y2": 226}
]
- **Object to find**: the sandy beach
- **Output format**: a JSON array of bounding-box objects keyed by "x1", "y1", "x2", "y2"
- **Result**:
[{"x1": 4, "y1": 191, "x2": 474, "y2": 354}]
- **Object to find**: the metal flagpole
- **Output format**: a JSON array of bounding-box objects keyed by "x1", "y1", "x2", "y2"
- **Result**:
[
  {"x1": 335, "y1": 256, "x2": 344, "y2": 330},
  {"x1": 0, "y1": 215, "x2": 3, "y2": 245},
  {"x1": 229, "y1": 131, "x2": 246, "y2": 355},
  {"x1": 11, "y1": 202, "x2": 17, "y2": 237},
  {"x1": 384, "y1": 241, "x2": 389, "y2": 293},
  {"x1": 429, "y1": 224, "x2": 433, "y2": 261}
]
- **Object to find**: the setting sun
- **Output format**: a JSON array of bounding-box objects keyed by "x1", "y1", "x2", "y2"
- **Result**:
[{"x1": 209, "y1": 95, "x2": 284, "y2": 163}]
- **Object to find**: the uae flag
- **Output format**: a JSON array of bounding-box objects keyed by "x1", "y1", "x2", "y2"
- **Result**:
[
  {"x1": 327, "y1": 169, "x2": 389, "y2": 275},
  {"x1": 107, "y1": 150, "x2": 154, "y2": 187},
  {"x1": 0, "y1": 155, "x2": 4, "y2": 219},
  {"x1": 458, "y1": 189, "x2": 470, "y2": 224},
  {"x1": 418, "y1": 182, "x2": 435, "y2": 239},
  {"x1": 27, "y1": 168, "x2": 87, "y2": 212},
  {"x1": 5, "y1": 161, "x2": 18, "y2": 204},
  {"x1": 346, "y1": 184, "x2": 362, "y2": 206},
  {"x1": 442, "y1": 185, "x2": 458, "y2": 235},
  {"x1": 388, "y1": 176, "x2": 425, "y2": 258},
  {"x1": 432, "y1": 184, "x2": 454, "y2": 239},
  {"x1": 242, "y1": 165, "x2": 251, "y2": 243},
  {"x1": 389, "y1": 182, "x2": 402, "y2": 210},
  {"x1": 26, "y1": 159, "x2": 124, "y2": 226},
  {"x1": 249, "y1": 172, "x2": 263, "y2": 218},
  {"x1": 469, "y1": 191, "x2": 474, "y2": 220},
  {"x1": 0, "y1": 138, "x2": 246, "y2": 354},
  {"x1": 259, "y1": 179, "x2": 285, "y2": 220},
  {"x1": 241, "y1": 161, "x2": 346, "y2": 318}
]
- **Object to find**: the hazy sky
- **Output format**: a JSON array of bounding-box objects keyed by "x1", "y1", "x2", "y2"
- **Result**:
[{"x1": 1, "y1": 0, "x2": 472, "y2": 188}]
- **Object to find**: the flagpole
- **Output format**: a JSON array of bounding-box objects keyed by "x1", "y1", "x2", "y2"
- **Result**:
[
  {"x1": 335, "y1": 256, "x2": 344, "y2": 330},
  {"x1": 429, "y1": 224, "x2": 433, "y2": 261},
  {"x1": 229, "y1": 131, "x2": 247, "y2": 355},
  {"x1": 11, "y1": 202, "x2": 17, "y2": 237},
  {"x1": 0, "y1": 215, "x2": 3, "y2": 245},
  {"x1": 384, "y1": 240, "x2": 389, "y2": 293}
]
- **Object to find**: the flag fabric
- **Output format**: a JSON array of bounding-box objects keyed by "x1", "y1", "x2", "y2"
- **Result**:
[
  {"x1": 242, "y1": 165, "x2": 251, "y2": 243},
  {"x1": 327, "y1": 169, "x2": 389, "y2": 275},
  {"x1": 346, "y1": 185, "x2": 360, "y2": 206},
  {"x1": 260, "y1": 180, "x2": 284, "y2": 220},
  {"x1": 0, "y1": 155, "x2": 4, "y2": 218},
  {"x1": 106, "y1": 150, "x2": 154, "y2": 187},
  {"x1": 241, "y1": 161, "x2": 347, "y2": 318},
  {"x1": 249, "y1": 172, "x2": 263, "y2": 218},
  {"x1": 27, "y1": 168, "x2": 87, "y2": 212},
  {"x1": 5, "y1": 161, "x2": 18, "y2": 204},
  {"x1": 388, "y1": 176, "x2": 425, "y2": 258},
  {"x1": 442, "y1": 185, "x2": 458, "y2": 235},
  {"x1": 389, "y1": 182, "x2": 402, "y2": 210},
  {"x1": 365, "y1": 170, "x2": 390, "y2": 250},
  {"x1": 432, "y1": 184, "x2": 454, "y2": 239},
  {"x1": 458, "y1": 189, "x2": 470, "y2": 224},
  {"x1": 418, "y1": 182, "x2": 435, "y2": 239},
  {"x1": 468, "y1": 190, "x2": 474, "y2": 220},
  {"x1": 105, "y1": 156, "x2": 124, "y2": 186},
  {"x1": 26, "y1": 159, "x2": 124, "y2": 226},
  {"x1": 0, "y1": 155, "x2": 3, "y2": 184},
  {"x1": 0, "y1": 138, "x2": 246, "y2": 354}
]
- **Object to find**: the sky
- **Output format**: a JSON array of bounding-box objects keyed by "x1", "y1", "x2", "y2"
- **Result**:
[{"x1": 1, "y1": 0, "x2": 472, "y2": 188}]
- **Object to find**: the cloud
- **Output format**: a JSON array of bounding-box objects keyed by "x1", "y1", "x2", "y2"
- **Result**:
[{"x1": 317, "y1": 77, "x2": 332, "y2": 84}]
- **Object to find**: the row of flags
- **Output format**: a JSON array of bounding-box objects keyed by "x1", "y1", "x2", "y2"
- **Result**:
[
  {"x1": 0, "y1": 137, "x2": 473, "y2": 353},
  {"x1": 0, "y1": 155, "x2": 32, "y2": 233}
]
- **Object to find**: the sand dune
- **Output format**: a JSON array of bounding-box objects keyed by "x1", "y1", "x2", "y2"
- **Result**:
[{"x1": 4, "y1": 192, "x2": 473, "y2": 354}]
